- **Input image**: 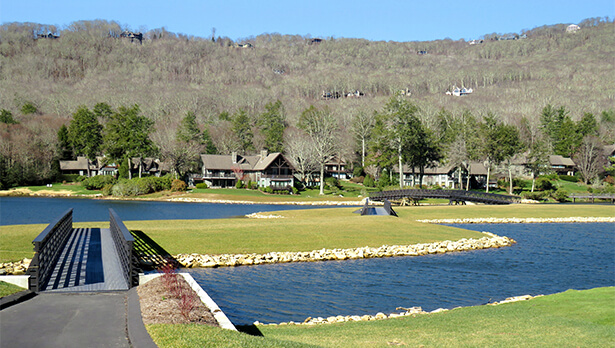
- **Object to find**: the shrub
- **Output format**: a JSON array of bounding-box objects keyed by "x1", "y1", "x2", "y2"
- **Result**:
[
  {"x1": 521, "y1": 191, "x2": 546, "y2": 201},
  {"x1": 59, "y1": 174, "x2": 81, "y2": 183},
  {"x1": 102, "y1": 184, "x2": 113, "y2": 196},
  {"x1": 195, "y1": 183, "x2": 208, "y2": 189},
  {"x1": 536, "y1": 177, "x2": 555, "y2": 191},
  {"x1": 559, "y1": 175, "x2": 578, "y2": 183},
  {"x1": 171, "y1": 179, "x2": 187, "y2": 192},
  {"x1": 21, "y1": 102, "x2": 38, "y2": 115},
  {"x1": 350, "y1": 175, "x2": 364, "y2": 184},
  {"x1": 552, "y1": 188, "x2": 569, "y2": 202},
  {"x1": 363, "y1": 175, "x2": 375, "y2": 187},
  {"x1": 325, "y1": 177, "x2": 340, "y2": 189},
  {"x1": 81, "y1": 175, "x2": 116, "y2": 190},
  {"x1": 353, "y1": 166, "x2": 364, "y2": 178},
  {"x1": 291, "y1": 187, "x2": 298, "y2": 195},
  {"x1": 235, "y1": 180, "x2": 244, "y2": 189}
]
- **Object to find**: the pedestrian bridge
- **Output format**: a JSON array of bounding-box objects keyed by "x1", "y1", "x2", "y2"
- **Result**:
[
  {"x1": 27, "y1": 209, "x2": 138, "y2": 292},
  {"x1": 370, "y1": 189, "x2": 520, "y2": 205}
]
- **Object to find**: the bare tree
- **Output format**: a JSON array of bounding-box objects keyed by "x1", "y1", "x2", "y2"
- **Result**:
[
  {"x1": 298, "y1": 106, "x2": 338, "y2": 195},
  {"x1": 152, "y1": 123, "x2": 202, "y2": 179},
  {"x1": 284, "y1": 128, "x2": 318, "y2": 185},
  {"x1": 574, "y1": 136, "x2": 606, "y2": 184},
  {"x1": 352, "y1": 111, "x2": 375, "y2": 168}
]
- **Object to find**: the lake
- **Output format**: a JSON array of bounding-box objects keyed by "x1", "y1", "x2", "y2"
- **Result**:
[
  {"x1": 187, "y1": 222, "x2": 615, "y2": 326},
  {"x1": 0, "y1": 196, "x2": 337, "y2": 226}
]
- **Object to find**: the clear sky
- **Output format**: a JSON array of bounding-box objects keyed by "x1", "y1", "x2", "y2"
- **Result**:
[{"x1": 1, "y1": 0, "x2": 613, "y2": 42}]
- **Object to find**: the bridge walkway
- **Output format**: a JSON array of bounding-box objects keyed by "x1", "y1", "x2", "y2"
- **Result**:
[{"x1": 44, "y1": 227, "x2": 128, "y2": 292}]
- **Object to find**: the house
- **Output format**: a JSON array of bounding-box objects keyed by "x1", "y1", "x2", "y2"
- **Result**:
[
  {"x1": 549, "y1": 155, "x2": 576, "y2": 176},
  {"x1": 234, "y1": 42, "x2": 253, "y2": 48},
  {"x1": 120, "y1": 31, "x2": 143, "y2": 44},
  {"x1": 566, "y1": 24, "x2": 581, "y2": 33},
  {"x1": 198, "y1": 151, "x2": 295, "y2": 190},
  {"x1": 130, "y1": 158, "x2": 164, "y2": 177},
  {"x1": 59, "y1": 157, "x2": 99, "y2": 177},
  {"x1": 325, "y1": 156, "x2": 352, "y2": 179},
  {"x1": 393, "y1": 162, "x2": 488, "y2": 189}
]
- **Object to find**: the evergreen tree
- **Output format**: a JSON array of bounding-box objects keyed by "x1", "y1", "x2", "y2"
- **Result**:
[
  {"x1": 56, "y1": 124, "x2": 73, "y2": 160},
  {"x1": 68, "y1": 106, "x2": 103, "y2": 161},
  {"x1": 231, "y1": 109, "x2": 254, "y2": 153},
  {"x1": 104, "y1": 105, "x2": 156, "y2": 178},
  {"x1": 257, "y1": 100, "x2": 286, "y2": 152},
  {"x1": 176, "y1": 111, "x2": 202, "y2": 143},
  {"x1": 0, "y1": 109, "x2": 18, "y2": 124}
]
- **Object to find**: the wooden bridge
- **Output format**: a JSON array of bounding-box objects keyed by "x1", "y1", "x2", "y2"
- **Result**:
[
  {"x1": 569, "y1": 193, "x2": 615, "y2": 204},
  {"x1": 27, "y1": 209, "x2": 138, "y2": 292},
  {"x1": 370, "y1": 189, "x2": 521, "y2": 205}
]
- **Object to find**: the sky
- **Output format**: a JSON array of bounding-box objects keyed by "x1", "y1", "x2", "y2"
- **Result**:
[{"x1": 1, "y1": 1, "x2": 613, "y2": 42}]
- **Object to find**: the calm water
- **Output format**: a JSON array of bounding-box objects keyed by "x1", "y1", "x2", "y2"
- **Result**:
[
  {"x1": 0, "y1": 197, "x2": 337, "y2": 225},
  {"x1": 188, "y1": 223, "x2": 615, "y2": 326}
]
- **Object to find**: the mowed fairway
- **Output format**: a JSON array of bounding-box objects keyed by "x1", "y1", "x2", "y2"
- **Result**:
[
  {"x1": 1, "y1": 204, "x2": 613, "y2": 262},
  {"x1": 145, "y1": 287, "x2": 615, "y2": 348}
]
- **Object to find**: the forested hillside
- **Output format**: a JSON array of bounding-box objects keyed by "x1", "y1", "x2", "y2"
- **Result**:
[{"x1": 0, "y1": 18, "x2": 613, "y2": 188}]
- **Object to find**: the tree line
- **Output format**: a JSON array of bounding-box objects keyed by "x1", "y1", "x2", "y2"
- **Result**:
[{"x1": 1, "y1": 97, "x2": 611, "y2": 194}]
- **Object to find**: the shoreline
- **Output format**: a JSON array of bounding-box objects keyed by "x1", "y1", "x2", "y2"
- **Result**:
[
  {"x1": 256, "y1": 294, "x2": 544, "y2": 326},
  {"x1": 418, "y1": 216, "x2": 615, "y2": 224},
  {"x1": 0, "y1": 189, "x2": 365, "y2": 206},
  {"x1": 173, "y1": 232, "x2": 516, "y2": 269}
]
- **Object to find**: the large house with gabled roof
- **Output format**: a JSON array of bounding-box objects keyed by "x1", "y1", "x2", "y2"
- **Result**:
[{"x1": 198, "y1": 151, "x2": 295, "y2": 189}]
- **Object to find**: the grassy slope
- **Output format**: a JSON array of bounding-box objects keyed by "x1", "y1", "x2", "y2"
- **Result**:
[
  {"x1": 146, "y1": 287, "x2": 614, "y2": 348},
  {"x1": 0, "y1": 281, "x2": 25, "y2": 297},
  {"x1": 1, "y1": 204, "x2": 613, "y2": 263}
]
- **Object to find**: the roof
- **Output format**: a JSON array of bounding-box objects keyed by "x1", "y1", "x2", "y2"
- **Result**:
[
  {"x1": 59, "y1": 157, "x2": 93, "y2": 171},
  {"x1": 201, "y1": 152, "x2": 290, "y2": 171},
  {"x1": 549, "y1": 155, "x2": 575, "y2": 167}
]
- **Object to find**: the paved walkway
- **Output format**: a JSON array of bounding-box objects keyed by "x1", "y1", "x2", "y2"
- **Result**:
[{"x1": 0, "y1": 289, "x2": 155, "y2": 348}]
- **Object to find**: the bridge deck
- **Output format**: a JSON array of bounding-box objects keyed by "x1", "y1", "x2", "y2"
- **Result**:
[{"x1": 44, "y1": 228, "x2": 129, "y2": 292}]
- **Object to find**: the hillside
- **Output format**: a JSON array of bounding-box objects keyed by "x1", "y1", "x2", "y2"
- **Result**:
[
  {"x1": 0, "y1": 19, "x2": 613, "y2": 187},
  {"x1": 1, "y1": 19, "x2": 613, "y2": 125}
]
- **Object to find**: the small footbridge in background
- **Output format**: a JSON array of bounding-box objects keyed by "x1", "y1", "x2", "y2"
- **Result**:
[
  {"x1": 370, "y1": 189, "x2": 521, "y2": 205},
  {"x1": 27, "y1": 209, "x2": 139, "y2": 292}
]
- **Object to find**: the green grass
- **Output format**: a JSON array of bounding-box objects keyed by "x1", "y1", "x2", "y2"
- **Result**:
[
  {"x1": 147, "y1": 324, "x2": 317, "y2": 348},
  {"x1": 4, "y1": 183, "x2": 99, "y2": 195},
  {"x1": 2, "y1": 204, "x2": 613, "y2": 263},
  {"x1": 0, "y1": 281, "x2": 25, "y2": 297},
  {"x1": 146, "y1": 287, "x2": 614, "y2": 348}
]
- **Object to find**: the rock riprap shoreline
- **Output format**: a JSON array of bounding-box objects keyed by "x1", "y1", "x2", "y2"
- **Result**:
[
  {"x1": 255, "y1": 294, "x2": 543, "y2": 326},
  {"x1": 174, "y1": 232, "x2": 516, "y2": 268},
  {"x1": 418, "y1": 216, "x2": 615, "y2": 224}
]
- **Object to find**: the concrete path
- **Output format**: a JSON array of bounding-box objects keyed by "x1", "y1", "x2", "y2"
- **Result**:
[{"x1": 0, "y1": 289, "x2": 156, "y2": 348}]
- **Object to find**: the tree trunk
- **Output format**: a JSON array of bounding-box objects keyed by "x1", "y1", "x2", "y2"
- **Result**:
[
  {"x1": 361, "y1": 138, "x2": 365, "y2": 168},
  {"x1": 139, "y1": 160, "x2": 142, "y2": 178},
  {"x1": 398, "y1": 147, "x2": 403, "y2": 189},
  {"x1": 319, "y1": 162, "x2": 325, "y2": 195},
  {"x1": 128, "y1": 157, "x2": 132, "y2": 180},
  {"x1": 531, "y1": 171, "x2": 536, "y2": 192},
  {"x1": 458, "y1": 167, "x2": 463, "y2": 190},
  {"x1": 485, "y1": 165, "x2": 491, "y2": 193},
  {"x1": 508, "y1": 165, "x2": 513, "y2": 194}
]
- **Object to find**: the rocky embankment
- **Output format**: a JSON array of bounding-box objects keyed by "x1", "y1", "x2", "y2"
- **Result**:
[
  {"x1": 174, "y1": 232, "x2": 516, "y2": 269},
  {"x1": 168, "y1": 197, "x2": 364, "y2": 205},
  {"x1": 418, "y1": 216, "x2": 615, "y2": 224},
  {"x1": 0, "y1": 258, "x2": 31, "y2": 275},
  {"x1": 256, "y1": 294, "x2": 542, "y2": 326}
]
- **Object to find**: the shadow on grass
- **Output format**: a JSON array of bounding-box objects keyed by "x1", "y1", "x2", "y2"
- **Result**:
[
  {"x1": 236, "y1": 324, "x2": 264, "y2": 337},
  {"x1": 131, "y1": 230, "x2": 181, "y2": 271}
]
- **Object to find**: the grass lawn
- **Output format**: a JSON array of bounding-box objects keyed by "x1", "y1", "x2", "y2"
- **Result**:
[
  {"x1": 0, "y1": 281, "x2": 25, "y2": 297},
  {"x1": 1, "y1": 184, "x2": 99, "y2": 196},
  {"x1": 146, "y1": 287, "x2": 615, "y2": 348},
  {"x1": 2, "y1": 204, "x2": 613, "y2": 263}
]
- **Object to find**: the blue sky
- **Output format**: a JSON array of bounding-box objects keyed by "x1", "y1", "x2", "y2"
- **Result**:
[{"x1": 1, "y1": 1, "x2": 613, "y2": 42}]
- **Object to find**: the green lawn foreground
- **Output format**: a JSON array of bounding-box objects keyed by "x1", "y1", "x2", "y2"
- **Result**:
[
  {"x1": 1, "y1": 204, "x2": 613, "y2": 263},
  {"x1": 146, "y1": 287, "x2": 615, "y2": 348},
  {"x1": 0, "y1": 281, "x2": 25, "y2": 297}
]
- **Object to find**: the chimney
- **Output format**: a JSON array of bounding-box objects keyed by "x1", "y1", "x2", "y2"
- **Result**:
[
  {"x1": 260, "y1": 149, "x2": 268, "y2": 159},
  {"x1": 232, "y1": 151, "x2": 237, "y2": 164}
]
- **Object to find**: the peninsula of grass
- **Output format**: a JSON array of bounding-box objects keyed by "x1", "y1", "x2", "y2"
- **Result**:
[
  {"x1": 146, "y1": 287, "x2": 615, "y2": 348},
  {"x1": 1, "y1": 204, "x2": 613, "y2": 263}
]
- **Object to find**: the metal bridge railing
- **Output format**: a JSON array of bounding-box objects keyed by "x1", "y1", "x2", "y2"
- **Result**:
[
  {"x1": 27, "y1": 209, "x2": 74, "y2": 292},
  {"x1": 109, "y1": 208, "x2": 138, "y2": 288},
  {"x1": 370, "y1": 189, "x2": 520, "y2": 205}
]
